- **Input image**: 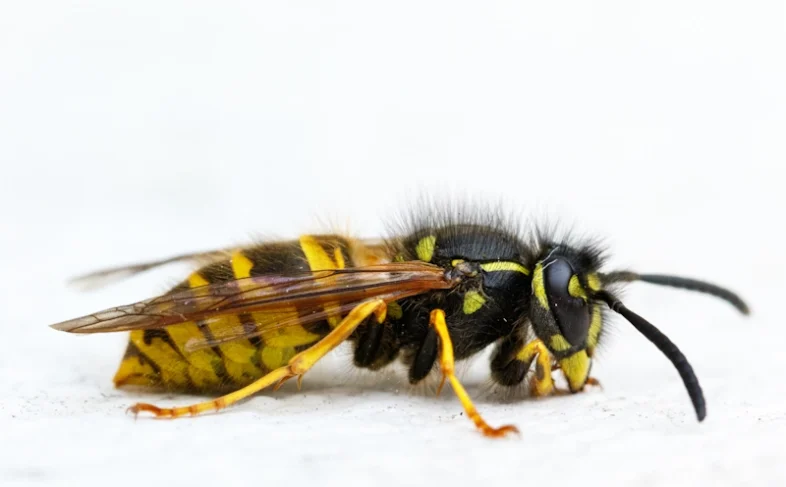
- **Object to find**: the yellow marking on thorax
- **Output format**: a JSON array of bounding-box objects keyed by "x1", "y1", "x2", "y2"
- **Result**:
[
  {"x1": 387, "y1": 302, "x2": 403, "y2": 320},
  {"x1": 415, "y1": 236, "x2": 436, "y2": 262},
  {"x1": 463, "y1": 291, "x2": 486, "y2": 315},
  {"x1": 532, "y1": 263, "x2": 549, "y2": 309},
  {"x1": 587, "y1": 305, "x2": 602, "y2": 357},
  {"x1": 549, "y1": 334, "x2": 572, "y2": 352},
  {"x1": 480, "y1": 261, "x2": 530, "y2": 275},
  {"x1": 568, "y1": 275, "x2": 587, "y2": 300}
]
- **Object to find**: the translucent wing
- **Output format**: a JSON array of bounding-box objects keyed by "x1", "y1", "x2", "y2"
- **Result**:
[
  {"x1": 67, "y1": 247, "x2": 237, "y2": 290},
  {"x1": 67, "y1": 237, "x2": 391, "y2": 290},
  {"x1": 51, "y1": 262, "x2": 457, "y2": 350}
]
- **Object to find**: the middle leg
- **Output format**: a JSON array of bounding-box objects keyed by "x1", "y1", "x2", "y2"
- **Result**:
[{"x1": 429, "y1": 309, "x2": 519, "y2": 438}]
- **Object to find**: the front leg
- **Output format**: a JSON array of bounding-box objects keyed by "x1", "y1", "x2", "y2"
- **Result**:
[
  {"x1": 491, "y1": 336, "x2": 555, "y2": 396},
  {"x1": 491, "y1": 335, "x2": 601, "y2": 396}
]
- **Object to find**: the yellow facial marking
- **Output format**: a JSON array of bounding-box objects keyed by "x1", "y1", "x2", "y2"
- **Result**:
[
  {"x1": 559, "y1": 350, "x2": 590, "y2": 392},
  {"x1": 549, "y1": 334, "x2": 571, "y2": 352},
  {"x1": 463, "y1": 290, "x2": 486, "y2": 315},
  {"x1": 532, "y1": 263, "x2": 549, "y2": 309},
  {"x1": 479, "y1": 261, "x2": 530, "y2": 275},
  {"x1": 451, "y1": 259, "x2": 465, "y2": 267},
  {"x1": 387, "y1": 302, "x2": 404, "y2": 320},
  {"x1": 188, "y1": 273, "x2": 209, "y2": 288},
  {"x1": 586, "y1": 273, "x2": 602, "y2": 291},
  {"x1": 587, "y1": 305, "x2": 602, "y2": 357},
  {"x1": 568, "y1": 275, "x2": 588, "y2": 300},
  {"x1": 415, "y1": 236, "x2": 437, "y2": 262},
  {"x1": 231, "y1": 251, "x2": 254, "y2": 279}
]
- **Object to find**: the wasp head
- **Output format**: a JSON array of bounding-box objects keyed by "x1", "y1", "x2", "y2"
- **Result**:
[{"x1": 529, "y1": 244, "x2": 605, "y2": 393}]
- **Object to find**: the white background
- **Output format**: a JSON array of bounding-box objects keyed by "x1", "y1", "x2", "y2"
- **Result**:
[{"x1": 1, "y1": 2, "x2": 784, "y2": 486}]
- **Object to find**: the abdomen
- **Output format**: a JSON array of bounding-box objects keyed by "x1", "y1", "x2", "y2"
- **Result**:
[{"x1": 112, "y1": 235, "x2": 378, "y2": 393}]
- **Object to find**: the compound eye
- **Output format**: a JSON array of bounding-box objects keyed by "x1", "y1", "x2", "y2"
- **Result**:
[{"x1": 544, "y1": 258, "x2": 590, "y2": 346}]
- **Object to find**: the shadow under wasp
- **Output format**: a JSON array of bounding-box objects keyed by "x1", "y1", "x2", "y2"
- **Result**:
[{"x1": 51, "y1": 207, "x2": 749, "y2": 437}]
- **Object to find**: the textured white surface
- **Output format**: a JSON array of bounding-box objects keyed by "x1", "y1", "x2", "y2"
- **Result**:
[{"x1": 1, "y1": 2, "x2": 784, "y2": 486}]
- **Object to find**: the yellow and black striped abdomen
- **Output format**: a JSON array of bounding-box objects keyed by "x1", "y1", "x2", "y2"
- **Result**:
[{"x1": 113, "y1": 235, "x2": 357, "y2": 392}]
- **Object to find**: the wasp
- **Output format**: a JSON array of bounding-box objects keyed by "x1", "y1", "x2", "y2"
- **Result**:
[{"x1": 50, "y1": 208, "x2": 749, "y2": 437}]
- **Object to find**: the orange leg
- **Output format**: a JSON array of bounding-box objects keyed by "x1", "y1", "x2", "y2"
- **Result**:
[
  {"x1": 516, "y1": 339, "x2": 556, "y2": 397},
  {"x1": 429, "y1": 309, "x2": 519, "y2": 438},
  {"x1": 130, "y1": 299, "x2": 388, "y2": 418},
  {"x1": 516, "y1": 340, "x2": 602, "y2": 396}
]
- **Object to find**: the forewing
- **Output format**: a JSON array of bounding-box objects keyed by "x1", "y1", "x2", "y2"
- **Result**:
[
  {"x1": 51, "y1": 262, "x2": 455, "y2": 345},
  {"x1": 67, "y1": 248, "x2": 237, "y2": 290}
]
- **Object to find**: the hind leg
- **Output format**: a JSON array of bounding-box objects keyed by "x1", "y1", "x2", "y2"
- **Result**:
[{"x1": 130, "y1": 299, "x2": 388, "y2": 418}]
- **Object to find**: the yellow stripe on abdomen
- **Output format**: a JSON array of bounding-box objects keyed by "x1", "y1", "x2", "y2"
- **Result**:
[
  {"x1": 299, "y1": 235, "x2": 347, "y2": 328},
  {"x1": 113, "y1": 242, "x2": 345, "y2": 392}
]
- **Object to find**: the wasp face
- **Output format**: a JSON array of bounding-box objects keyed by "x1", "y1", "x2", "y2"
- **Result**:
[{"x1": 530, "y1": 249, "x2": 600, "y2": 392}]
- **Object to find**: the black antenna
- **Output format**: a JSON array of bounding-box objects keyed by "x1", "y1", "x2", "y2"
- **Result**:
[
  {"x1": 603, "y1": 272, "x2": 749, "y2": 315},
  {"x1": 595, "y1": 290, "x2": 707, "y2": 422}
]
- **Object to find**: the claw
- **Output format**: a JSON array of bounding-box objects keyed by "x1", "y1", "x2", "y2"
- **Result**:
[
  {"x1": 586, "y1": 377, "x2": 603, "y2": 390},
  {"x1": 273, "y1": 374, "x2": 294, "y2": 392},
  {"x1": 482, "y1": 424, "x2": 520, "y2": 438},
  {"x1": 127, "y1": 402, "x2": 166, "y2": 417},
  {"x1": 436, "y1": 375, "x2": 447, "y2": 396}
]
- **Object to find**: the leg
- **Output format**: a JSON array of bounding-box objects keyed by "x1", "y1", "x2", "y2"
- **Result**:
[
  {"x1": 516, "y1": 339, "x2": 556, "y2": 397},
  {"x1": 353, "y1": 320, "x2": 401, "y2": 371},
  {"x1": 492, "y1": 337, "x2": 602, "y2": 396},
  {"x1": 408, "y1": 327, "x2": 439, "y2": 384},
  {"x1": 429, "y1": 309, "x2": 518, "y2": 438},
  {"x1": 130, "y1": 298, "x2": 388, "y2": 418}
]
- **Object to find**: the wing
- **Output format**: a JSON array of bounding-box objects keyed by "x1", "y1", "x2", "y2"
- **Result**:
[
  {"x1": 67, "y1": 247, "x2": 237, "y2": 290},
  {"x1": 67, "y1": 237, "x2": 391, "y2": 290},
  {"x1": 51, "y1": 262, "x2": 457, "y2": 350}
]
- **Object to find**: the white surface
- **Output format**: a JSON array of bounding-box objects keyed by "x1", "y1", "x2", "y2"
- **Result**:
[{"x1": 1, "y1": 2, "x2": 784, "y2": 486}]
